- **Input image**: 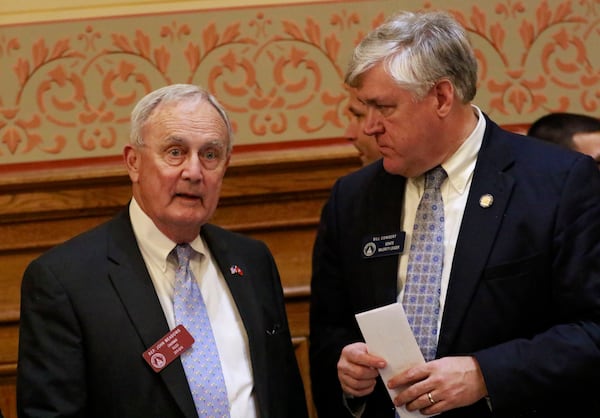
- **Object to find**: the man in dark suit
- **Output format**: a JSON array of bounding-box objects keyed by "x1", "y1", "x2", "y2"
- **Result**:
[
  {"x1": 18, "y1": 84, "x2": 308, "y2": 418},
  {"x1": 309, "y1": 10, "x2": 600, "y2": 418}
]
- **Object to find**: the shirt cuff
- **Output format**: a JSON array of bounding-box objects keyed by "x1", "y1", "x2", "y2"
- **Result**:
[{"x1": 343, "y1": 393, "x2": 367, "y2": 417}]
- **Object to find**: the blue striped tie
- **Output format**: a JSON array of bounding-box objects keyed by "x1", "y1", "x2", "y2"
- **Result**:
[{"x1": 173, "y1": 244, "x2": 230, "y2": 417}]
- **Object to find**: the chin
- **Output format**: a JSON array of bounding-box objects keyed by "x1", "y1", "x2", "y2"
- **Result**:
[
  {"x1": 382, "y1": 158, "x2": 406, "y2": 176},
  {"x1": 168, "y1": 207, "x2": 206, "y2": 224}
]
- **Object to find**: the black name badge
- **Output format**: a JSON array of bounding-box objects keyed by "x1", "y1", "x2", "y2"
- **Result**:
[{"x1": 362, "y1": 232, "x2": 405, "y2": 258}]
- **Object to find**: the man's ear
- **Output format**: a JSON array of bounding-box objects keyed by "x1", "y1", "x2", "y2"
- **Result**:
[
  {"x1": 433, "y1": 79, "x2": 454, "y2": 118},
  {"x1": 123, "y1": 144, "x2": 140, "y2": 183}
]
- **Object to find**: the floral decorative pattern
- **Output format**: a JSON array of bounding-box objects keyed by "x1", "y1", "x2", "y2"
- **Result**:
[{"x1": 0, "y1": 0, "x2": 599, "y2": 166}]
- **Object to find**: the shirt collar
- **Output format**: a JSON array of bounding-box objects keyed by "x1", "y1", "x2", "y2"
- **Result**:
[
  {"x1": 440, "y1": 105, "x2": 486, "y2": 194},
  {"x1": 129, "y1": 197, "x2": 206, "y2": 270}
]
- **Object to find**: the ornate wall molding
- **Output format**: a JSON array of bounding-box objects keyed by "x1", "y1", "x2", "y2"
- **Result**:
[{"x1": 0, "y1": 0, "x2": 598, "y2": 167}]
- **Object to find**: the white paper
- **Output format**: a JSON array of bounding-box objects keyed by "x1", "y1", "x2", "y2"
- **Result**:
[{"x1": 355, "y1": 302, "x2": 431, "y2": 418}]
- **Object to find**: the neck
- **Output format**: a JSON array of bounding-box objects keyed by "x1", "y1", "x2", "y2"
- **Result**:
[{"x1": 443, "y1": 104, "x2": 478, "y2": 156}]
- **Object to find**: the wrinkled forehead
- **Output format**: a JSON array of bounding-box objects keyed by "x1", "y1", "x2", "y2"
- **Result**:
[{"x1": 145, "y1": 99, "x2": 229, "y2": 140}]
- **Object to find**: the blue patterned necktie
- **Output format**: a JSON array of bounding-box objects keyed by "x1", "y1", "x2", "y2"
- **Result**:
[
  {"x1": 403, "y1": 166, "x2": 447, "y2": 361},
  {"x1": 173, "y1": 244, "x2": 230, "y2": 418}
]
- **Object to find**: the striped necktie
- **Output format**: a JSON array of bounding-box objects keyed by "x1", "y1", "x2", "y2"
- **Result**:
[{"x1": 173, "y1": 243, "x2": 230, "y2": 417}]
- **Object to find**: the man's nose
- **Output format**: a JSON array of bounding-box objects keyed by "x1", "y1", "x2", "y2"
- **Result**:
[
  {"x1": 363, "y1": 107, "x2": 383, "y2": 136},
  {"x1": 182, "y1": 154, "x2": 204, "y2": 181}
]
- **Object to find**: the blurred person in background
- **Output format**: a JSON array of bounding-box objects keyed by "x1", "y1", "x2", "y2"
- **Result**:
[
  {"x1": 528, "y1": 112, "x2": 600, "y2": 167},
  {"x1": 345, "y1": 87, "x2": 382, "y2": 166}
]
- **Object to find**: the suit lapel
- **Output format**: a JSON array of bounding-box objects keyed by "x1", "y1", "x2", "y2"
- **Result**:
[
  {"x1": 106, "y1": 209, "x2": 198, "y2": 418},
  {"x1": 437, "y1": 119, "x2": 516, "y2": 356},
  {"x1": 201, "y1": 225, "x2": 263, "y2": 342},
  {"x1": 365, "y1": 167, "x2": 406, "y2": 308}
]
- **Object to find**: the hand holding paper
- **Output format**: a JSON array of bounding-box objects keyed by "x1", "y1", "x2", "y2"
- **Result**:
[{"x1": 355, "y1": 302, "x2": 435, "y2": 418}]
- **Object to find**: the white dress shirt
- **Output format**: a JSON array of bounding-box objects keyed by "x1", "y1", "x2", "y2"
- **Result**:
[
  {"x1": 397, "y1": 106, "x2": 486, "y2": 336},
  {"x1": 129, "y1": 198, "x2": 258, "y2": 418}
]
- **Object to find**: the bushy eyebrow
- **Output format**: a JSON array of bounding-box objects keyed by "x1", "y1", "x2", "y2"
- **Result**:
[
  {"x1": 162, "y1": 137, "x2": 226, "y2": 148},
  {"x1": 163, "y1": 135, "x2": 186, "y2": 145},
  {"x1": 200, "y1": 139, "x2": 226, "y2": 150},
  {"x1": 348, "y1": 104, "x2": 366, "y2": 117},
  {"x1": 363, "y1": 97, "x2": 392, "y2": 106}
]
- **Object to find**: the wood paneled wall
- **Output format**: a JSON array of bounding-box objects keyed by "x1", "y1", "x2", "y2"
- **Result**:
[{"x1": 0, "y1": 142, "x2": 361, "y2": 418}]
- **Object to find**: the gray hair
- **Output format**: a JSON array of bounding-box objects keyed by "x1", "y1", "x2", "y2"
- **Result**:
[
  {"x1": 129, "y1": 84, "x2": 234, "y2": 153},
  {"x1": 345, "y1": 10, "x2": 477, "y2": 103}
]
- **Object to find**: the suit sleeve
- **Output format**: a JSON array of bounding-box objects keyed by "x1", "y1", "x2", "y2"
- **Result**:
[
  {"x1": 17, "y1": 258, "x2": 88, "y2": 418},
  {"x1": 474, "y1": 155, "x2": 600, "y2": 413}
]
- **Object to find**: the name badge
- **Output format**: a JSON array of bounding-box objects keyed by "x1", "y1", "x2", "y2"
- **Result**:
[
  {"x1": 362, "y1": 232, "x2": 405, "y2": 258},
  {"x1": 142, "y1": 324, "x2": 194, "y2": 373}
]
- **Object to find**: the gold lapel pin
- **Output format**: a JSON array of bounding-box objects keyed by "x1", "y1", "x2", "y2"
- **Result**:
[{"x1": 479, "y1": 194, "x2": 494, "y2": 208}]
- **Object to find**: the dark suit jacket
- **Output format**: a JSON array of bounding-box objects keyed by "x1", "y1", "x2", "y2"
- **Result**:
[
  {"x1": 17, "y1": 208, "x2": 308, "y2": 418},
  {"x1": 309, "y1": 116, "x2": 600, "y2": 417}
]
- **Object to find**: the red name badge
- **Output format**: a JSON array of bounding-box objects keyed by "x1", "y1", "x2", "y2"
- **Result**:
[{"x1": 142, "y1": 324, "x2": 194, "y2": 373}]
